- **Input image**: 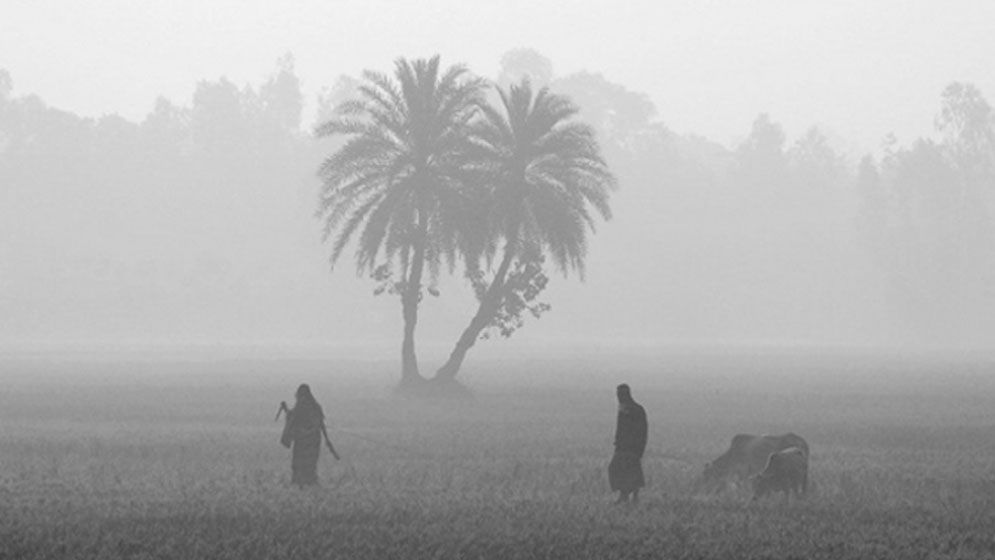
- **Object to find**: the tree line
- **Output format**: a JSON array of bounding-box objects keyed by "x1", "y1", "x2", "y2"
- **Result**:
[{"x1": 1, "y1": 49, "x2": 992, "y2": 374}]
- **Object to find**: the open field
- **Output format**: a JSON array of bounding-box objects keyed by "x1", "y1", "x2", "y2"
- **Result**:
[{"x1": 2, "y1": 349, "x2": 995, "y2": 559}]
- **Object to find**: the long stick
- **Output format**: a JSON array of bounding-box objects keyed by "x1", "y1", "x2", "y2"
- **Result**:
[{"x1": 275, "y1": 401, "x2": 288, "y2": 422}]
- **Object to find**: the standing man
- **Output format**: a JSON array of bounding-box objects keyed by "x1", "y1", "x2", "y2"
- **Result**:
[{"x1": 609, "y1": 383, "x2": 648, "y2": 504}]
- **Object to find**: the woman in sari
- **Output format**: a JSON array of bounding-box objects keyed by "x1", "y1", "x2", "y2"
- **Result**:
[{"x1": 281, "y1": 384, "x2": 339, "y2": 487}]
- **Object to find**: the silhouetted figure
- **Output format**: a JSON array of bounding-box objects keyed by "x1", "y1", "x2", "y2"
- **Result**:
[
  {"x1": 609, "y1": 384, "x2": 648, "y2": 504},
  {"x1": 279, "y1": 384, "x2": 339, "y2": 487}
]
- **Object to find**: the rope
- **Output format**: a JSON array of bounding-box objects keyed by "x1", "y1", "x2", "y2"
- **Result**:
[
  {"x1": 331, "y1": 429, "x2": 699, "y2": 466},
  {"x1": 331, "y1": 427, "x2": 437, "y2": 459}
]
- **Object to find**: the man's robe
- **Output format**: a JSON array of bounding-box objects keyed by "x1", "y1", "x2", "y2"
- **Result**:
[{"x1": 609, "y1": 399, "x2": 648, "y2": 492}]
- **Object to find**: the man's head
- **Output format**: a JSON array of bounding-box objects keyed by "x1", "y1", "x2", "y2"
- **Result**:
[{"x1": 616, "y1": 383, "x2": 632, "y2": 403}]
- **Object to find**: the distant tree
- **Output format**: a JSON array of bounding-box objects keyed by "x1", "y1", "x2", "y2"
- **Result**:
[
  {"x1": 736, "y1": 113, "x2": 787, "y2": 191},
  {"x1": 141, "y1": 97, "x2": 191, "y2": 158},
  {"x1": 788, "y1": 127, "x2": 844, "y2": 190},
  {"x1": 433, "y1": 79, "x2": 614, "y2": 383},
  {"x1": 936, "y1": 82, "x2": 995, "y2": 177},
  {"x1": 190, "y1": 77, "x2": 248, "y2": 159},
  {"x1": 552, "y1": 72, "x2": 657, "y2": 158},
  {"x1": 783, "y1": 126, "x2": 853, "y2": 231},
  {"x1": 550, "y1": 70, "x2": 666, "y2": 226},
  {"x1": 935, "y1": 83, "x2": 995, "y2": 246},
  {"x1": 497, "y1": 48, "x2": 554, "y2": 89},
  {"x1": 315, "y1": 75, "x2": 362, "y2": 129},
  {"x1": 94, "y1": 114, "x2": 142, "y2": 181},
  {"x1": 260, "y1": 53, "x2": 304, "y2": 135},
  {"x1": 315, "y1": 56, "x2": 485, "y2": 389}
]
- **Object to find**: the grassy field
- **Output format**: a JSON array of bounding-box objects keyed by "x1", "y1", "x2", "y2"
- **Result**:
[{"x1": 2, "y1": 349, "x2": 995, "y2": 559}]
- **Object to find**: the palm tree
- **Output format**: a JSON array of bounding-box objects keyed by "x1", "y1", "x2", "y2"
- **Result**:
[
  {"x1": 433, "y1": 79, "x2": 615, "y2": 382},
  {"x1": 315, "y1": 56, "x2": 485, "y2": 388}
]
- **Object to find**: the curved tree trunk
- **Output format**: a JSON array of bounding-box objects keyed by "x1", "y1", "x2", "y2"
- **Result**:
[
  {"x1": 434, "y1": 241, "x2": 517, "y2": 382},
  {"x1": 433, "y1": 304, "x2": 493, "y2": 382}
]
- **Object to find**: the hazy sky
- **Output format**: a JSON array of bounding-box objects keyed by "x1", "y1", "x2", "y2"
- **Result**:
[{"x1": 3, "y1": 0, "x2": 993, "y2": 153}]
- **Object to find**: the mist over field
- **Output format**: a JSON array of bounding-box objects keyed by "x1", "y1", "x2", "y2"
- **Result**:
[{"x1": 4, "y1": 352, "x2": 995, "y2": 559}]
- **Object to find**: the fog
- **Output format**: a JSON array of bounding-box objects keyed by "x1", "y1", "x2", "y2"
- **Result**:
[{"x1": 2, "y1": 2, "x2": 994, "y2": 363}]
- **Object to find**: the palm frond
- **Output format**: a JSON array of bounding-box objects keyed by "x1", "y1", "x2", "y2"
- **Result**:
[
  {"x1": 472, "y1": 78, "x2": 614, "y2": 278},
  {"x1": 329, "y1": 192, "x2": 385, "y2": 270},
  {"x1": 356, "y1": 184, "x2": 412, "y2": 272},
  {"x1": 316, "y1": 55, "x2": 487, "y2": 279}
]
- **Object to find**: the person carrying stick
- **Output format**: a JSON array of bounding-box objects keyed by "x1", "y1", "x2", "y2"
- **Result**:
[{"x1": 277, "y1": 384, "x2": 339, "y2": 487}]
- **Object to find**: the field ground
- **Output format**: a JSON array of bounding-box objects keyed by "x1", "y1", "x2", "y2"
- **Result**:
[{"x1": 2, "y1": 348, "x2": 995, "y2": 559}]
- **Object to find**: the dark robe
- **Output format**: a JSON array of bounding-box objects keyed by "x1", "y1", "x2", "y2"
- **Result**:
[
  {"x1": 609, "y1": 399, "x2": 648, "y2": 493},
  {"x1": 284, "y1": 400, "x2": 325, "y2": 486}
]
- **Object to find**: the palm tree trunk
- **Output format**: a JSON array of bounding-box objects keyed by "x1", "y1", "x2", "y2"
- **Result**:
[
  {"x1": 400, "y1": 287, "x2": 421, "y2": 384},
  {"x1": 434, "y1": 240, "x2": 518, "y2": 382},
  {"x1": 400, "y1": 219, "x2": 428, "y2": 387}
]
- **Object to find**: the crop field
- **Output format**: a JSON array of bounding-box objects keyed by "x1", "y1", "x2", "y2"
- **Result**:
[{"x1": 2, "y1": 349, "x2": 995, "y2": 559}]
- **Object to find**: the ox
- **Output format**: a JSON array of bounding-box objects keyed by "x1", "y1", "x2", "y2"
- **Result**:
[
  {"x1": 752, "y1": 446, "x2": 808, "y2": 499},
  {"x1": 697, "y1": 433, "x2": 808, "y2": 493}
]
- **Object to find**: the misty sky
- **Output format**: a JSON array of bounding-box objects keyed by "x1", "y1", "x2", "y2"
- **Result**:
[{"x1": 3, "y1": 0, "x2": 993, "y2": 152}]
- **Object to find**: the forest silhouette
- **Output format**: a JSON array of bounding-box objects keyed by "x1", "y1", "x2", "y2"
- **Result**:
[{"x1": 2, "y1": 50, "x2": 993, "y2": 370}]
